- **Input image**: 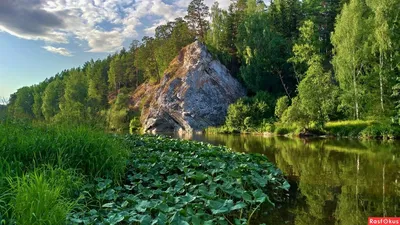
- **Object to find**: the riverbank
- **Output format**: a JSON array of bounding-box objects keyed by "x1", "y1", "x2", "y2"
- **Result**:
[
  {"x1": 0, "y1": 123, "x2": 289, "y2": 224},
  {"x1": 206, "y1": 120, "x2": 400, "y2": 140}
]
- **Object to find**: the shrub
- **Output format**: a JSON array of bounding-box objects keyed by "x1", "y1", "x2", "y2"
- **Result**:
[
  {"x1": 275, "y1": 96, "x2": 289, "y2": 119},
  {"x1": 225, "y1": 92, "x2": 275, "y2": 131},
  {"x1": 275, "y1": 127, "x2": 290, "y2": 135},
  {"x1": 129, "y1": 117, "x2": 141, "y2": 134}
]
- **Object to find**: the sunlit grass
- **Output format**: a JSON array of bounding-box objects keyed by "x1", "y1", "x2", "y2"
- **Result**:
[
  {"x1": 8, "y1": 167, "x2": 81, "y2": 225},
  {"x1": 0, "y1": 123, "x2": 130, "y2": 180}
]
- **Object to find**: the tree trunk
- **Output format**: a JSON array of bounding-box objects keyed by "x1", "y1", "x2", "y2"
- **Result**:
[
  {"x1": 278, "y1": 71, "x2": 290, "y2": 98},
  {"x1": 379, "y1": 50, "x2": 385, "y2": 112},
  {"x1": 353, "y1": 68, "x2": 359, "y2": 120}
]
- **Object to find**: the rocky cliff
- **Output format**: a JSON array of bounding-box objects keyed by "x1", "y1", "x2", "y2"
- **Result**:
[{"x1": 132, "y1": 41, "x2": 246, "y2": 133}]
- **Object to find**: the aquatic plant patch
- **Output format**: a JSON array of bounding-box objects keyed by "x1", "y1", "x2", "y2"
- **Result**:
[{"x1": 69, "y1": 135, "x2": 289, "y2": 224}]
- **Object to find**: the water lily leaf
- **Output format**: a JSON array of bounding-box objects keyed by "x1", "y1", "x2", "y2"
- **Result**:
[
  {"x1": 192, "y1": 215, "x2": 202, "y2": 225},
  {"x1": 69, "y1": 218, "x2": 84, "y2": 223},
  {"x1": 156, "y1": 202, "x2": 169, "y2": 212},
  {"x1": 252, "y1": 189, "x2": 267, "y2": 203},
  {"x1": 230, "y1": 202, "x2": 247, "y2": 211},
  {"x1": 121, "y1": 200, "x2": 129, "y2": 208},
  {"x1": 208, "y1": 200, "x2": 233, "y2": 215},
  {"x1": 204, "y1": 220, "x2": 214, "y2": 225},
  {"x1": 106, "y1": 213, "x2": 125, "y2": 225},
  {"x1": 242, "y1": 192, "x2": 252, "y2": 202},
  {"x1": 169, "y1": 212, "x2": 190, "y2": 225},
  {"x1": 102, "y1": 202, "x2": 115, "y2": 208},
  {"x1": 135, "y1": 200, "x2": 151, "y2": 212},
  {"x1": 180, "y1": 193, "x2": 196, "y2": 205},
  {"x1": 139, "y1": 215, "x2": 152, "y2": 225},
  {"x1": 152, "y1": 213, "x2": 167, "y2": 225},
  {"x1": 104, "y1": 189, "x2": 116, "y2": 200}
]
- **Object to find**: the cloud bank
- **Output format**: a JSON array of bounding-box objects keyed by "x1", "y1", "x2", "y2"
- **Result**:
[{"x1": 0, "y1": 0, "x2": 235, "y2": 54}]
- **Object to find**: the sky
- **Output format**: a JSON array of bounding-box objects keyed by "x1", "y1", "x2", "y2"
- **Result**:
[{"x1": 0, "y1": 0, "x2": 240, "y2": 101}]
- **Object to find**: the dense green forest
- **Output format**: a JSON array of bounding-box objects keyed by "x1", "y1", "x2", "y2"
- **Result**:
[{"x1": 3, "y1": 0, "x2": 400, "y2": 133}]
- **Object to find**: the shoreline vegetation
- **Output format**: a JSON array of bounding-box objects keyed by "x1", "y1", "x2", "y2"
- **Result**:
[
  {"x1": 206, "y1": 120, "x2": 400, "y2": 140},
  {"x1": 0, "y1": 123, "x2": 289, "y2": 224}
]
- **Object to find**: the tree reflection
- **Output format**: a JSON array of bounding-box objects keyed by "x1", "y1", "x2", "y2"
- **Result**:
[{"x1": 175, "y1": 133, "x2": 400, "y2": 225}]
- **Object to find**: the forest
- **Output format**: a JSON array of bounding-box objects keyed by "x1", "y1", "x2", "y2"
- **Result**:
[{"x1": 2, "y1": 0, "x2": 400, "y2": 136}]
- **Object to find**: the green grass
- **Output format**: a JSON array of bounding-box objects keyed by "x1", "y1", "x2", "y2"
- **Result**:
[
  {"x1": 0, "y1": 123, "x2": 131, "y2": 224},
  {"x1": 8, "y1": 167, "x2": 81, "y2": 225},
  {"x1": 0, "y1": 123, "x2": 130, "y2": 179},
  {"x1": 324, "y1": 120, "x2": 400, "y2": 139}
]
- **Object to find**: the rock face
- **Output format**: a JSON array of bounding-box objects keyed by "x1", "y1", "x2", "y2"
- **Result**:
[{"x1": 133, "y1": 41, "x2": 246, "y2": 133}]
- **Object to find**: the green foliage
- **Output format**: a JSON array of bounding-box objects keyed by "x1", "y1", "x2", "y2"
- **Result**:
[
  {"x1": 267, "y1": 0, "x2": 303, "y2": 40},
  {"x1": 8, "y1": 87, "x2": 35, "y2": 119},
  {"x1": 57, "y1": 69, "x2": 88, "y2": 123},
  {"x1": 0, "y1": 105, "x2": 7, "y2": 122},
  {"x1": 69, "y1": 135, "x2": 289, "y2": 224},
  {"x1": 225, "y1": 92, "x2": 275, "y2": 131},
  {"x1": 297, "y1": 56, "x2": 337, "y2": 126},
  {"x1": 9, "y1": 168, "x2": 80, "y2": 225},
  {"x1": 280, "y1": 96, "x2": 308, "y2": 127},
  {"x1": 129, "y1": 117, "x2": 141, "y2": 134},
  {"x1": 236, "y1": 11, "x2": 290, "y2": 93},
  {"x1": 324, "y1": 120, "x2": 376, "y2": 137},
  {"x1": 185, "y1": 0, "x2": 209, "y2": 40},
  {"x1": 275, "y1": 96, "x2": 289, "y2": 119},
  {"x1": 107, "y1": 92, "x2": 131, "y2": 132},
  {"x1": 289, "y1": 20, "x2": 321, "y2": 80},
  {"x1": 42, "y1": 79, "x2": 64, "y2": 121},
  {"x1": 0, "y1": 123, "x2": 129, "y2": 180},
  {"x1": 331, "y1": 0, "x2": 371, "y2": 120}
]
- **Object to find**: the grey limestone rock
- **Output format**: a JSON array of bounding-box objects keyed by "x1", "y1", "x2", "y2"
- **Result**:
[{"x1": 134, "y1": 41, "x2": 246, "y2": 133}]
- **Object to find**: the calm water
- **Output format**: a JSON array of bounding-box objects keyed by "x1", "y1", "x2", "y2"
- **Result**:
[{"x1": 167, "y1": 133, "x2": 400, "y2": 225}]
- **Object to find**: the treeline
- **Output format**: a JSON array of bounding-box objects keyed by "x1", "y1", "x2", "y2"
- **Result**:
[
  {"x1": 5, "y1": 13, "x2": 196, "y2": 130},
  {"x1": 4, "y1": 0, "x2": 400, "y2": 131}
]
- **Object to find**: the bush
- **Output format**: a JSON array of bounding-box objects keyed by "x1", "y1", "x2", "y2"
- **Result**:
[
  {"x1": 275, "y1": 127, "x2": 290, "y2": 135},
  {"x1": 275, "y1": 96, "x2": 289, "y2": 119},
  {"x1": 225, "y1": 92, "x2": 275, "y2": 131},
  {"x1": 129, "y1": 117, "x2": 141, "y2": 134},
  {"x1": 360, "y1": 124, "x2": 400, "y2": 139}
]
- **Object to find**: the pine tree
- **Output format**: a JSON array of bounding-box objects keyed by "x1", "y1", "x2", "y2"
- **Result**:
[{"x1": 185, "y1": 0, "x2": 209, "y2": 40}]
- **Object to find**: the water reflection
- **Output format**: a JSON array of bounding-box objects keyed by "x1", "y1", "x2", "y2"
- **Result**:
[{"x1": 168, "y1": 133, "x2": 400, "y2": 225}]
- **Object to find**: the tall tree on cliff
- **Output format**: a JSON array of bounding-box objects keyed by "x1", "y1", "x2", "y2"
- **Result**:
[{"x1": 185, "y1": 0, "x2": 209, "y2": 40}]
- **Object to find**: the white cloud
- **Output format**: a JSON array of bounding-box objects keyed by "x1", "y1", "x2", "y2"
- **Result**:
[
  {"x1": 42, "y1": 46, "x2": 73, "y2": 56},
  {"x1": 0, "y1": 0, "x2": 235, "y2": 53}
]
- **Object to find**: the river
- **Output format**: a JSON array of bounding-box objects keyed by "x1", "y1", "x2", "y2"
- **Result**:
[{"x1": 165, "y1": 132, "x2": 400, "y2": 225}]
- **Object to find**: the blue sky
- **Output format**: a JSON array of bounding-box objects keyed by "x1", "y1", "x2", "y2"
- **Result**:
[{"x1": 0, "y1": 0, "x2": 234, "y2": 101}]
